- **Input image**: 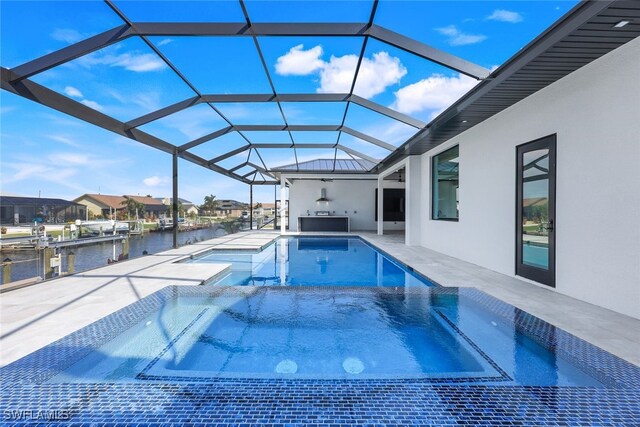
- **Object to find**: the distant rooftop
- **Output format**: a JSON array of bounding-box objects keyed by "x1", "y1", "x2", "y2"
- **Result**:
[
  {"x1": 273, "y1": 158, "x2": 376, "y2": 172},
  {"x1": 216, "y1": 199, "x2": 249, "y2": 210},
  {"x1": 0, "y1": 195, "x2": 82, "y2": 207},
  {"x1": 76, "y1": 194, "x2": 165, "y2": 209}
]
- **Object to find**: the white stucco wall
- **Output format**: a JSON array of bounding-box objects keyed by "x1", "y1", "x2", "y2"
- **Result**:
[
  {"x1": 288, "y1": 179, "x2": 378, "y2": 231},
  {"x1": 420, "y1": 37, "x2": 640, "y2": 318},
  {"x1": 287, "y1": 178, "x2": 411, "y2": 232}
]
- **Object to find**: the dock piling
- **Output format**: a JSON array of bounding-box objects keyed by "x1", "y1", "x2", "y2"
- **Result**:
[
  {"x1": 43, "y1": 248, "x2": 55, "y2": 279},
  {"x1": 68, "y1": 251, "x2": 75, "y2": 274},
  {"x1": 2, "y1": 258, "x2": 12, "y2": 284},
  {"x1": 122, "y1": 238, "x2": 129, "y2": 259}
]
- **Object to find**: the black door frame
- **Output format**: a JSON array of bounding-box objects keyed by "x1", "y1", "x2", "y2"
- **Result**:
[{"x1": 516, "y1": 134, "x2": 556, "y2": 287}]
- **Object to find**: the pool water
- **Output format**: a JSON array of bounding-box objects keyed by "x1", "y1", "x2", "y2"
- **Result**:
[
  {"x1": 49, "y1": 287, "x2": 604, "y2": 386},
  {"x1": 523, "y1": 243, "x2": 549, "y2": 269},
  {"x1": 191, "y1": 237, "x2": 435, "y2": 287}
]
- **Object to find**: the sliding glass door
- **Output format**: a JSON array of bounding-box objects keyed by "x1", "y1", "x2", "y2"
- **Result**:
[{"x1": 516, "y1": 135, "x2": 556, "y2": 287}]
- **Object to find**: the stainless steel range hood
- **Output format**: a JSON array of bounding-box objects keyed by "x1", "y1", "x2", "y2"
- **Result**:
[{"x1": 316, "y1": 188, "x2": 331, "y2": 203}]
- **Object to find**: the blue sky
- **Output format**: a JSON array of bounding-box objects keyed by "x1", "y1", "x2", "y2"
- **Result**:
[{"x1": 0, "y1": 0, "x2": 577, "y2": 205}]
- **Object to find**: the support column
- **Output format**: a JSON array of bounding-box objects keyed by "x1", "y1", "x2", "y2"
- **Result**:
[
  {"x1": 280, "y1": 175, "x2": 286, "y2": 235},
  {"x1": 377, "y1": 176, "x2": 384, "y2": 235},
  {"x1": 406, "y1": 156, "x2": 422, "y2": 246},
  {"x1": 249, "y1": 184, "x2": 253, "y2": 231},
  {"x1": 172, "y1": 148, "x2": 179, "y2": 249},
  {"x1": 274, "y1": 185, "x2": 278, "y2": 230}
]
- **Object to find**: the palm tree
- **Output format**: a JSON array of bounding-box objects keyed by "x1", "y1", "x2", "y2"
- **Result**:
[
  {"x1": 178, "y1": 200, "x2": 184, "y2": 218},
  {"x1": 201, "y1": 194, "x2": 218, "y2": 216},
  {"x1": 121, "y1": 197, "x2": 145, "y2": 220}
]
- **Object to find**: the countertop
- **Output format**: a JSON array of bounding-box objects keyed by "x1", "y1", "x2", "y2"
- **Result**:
[{"x1": 299, "y1": 215, "x2": 350, "y2": 218}]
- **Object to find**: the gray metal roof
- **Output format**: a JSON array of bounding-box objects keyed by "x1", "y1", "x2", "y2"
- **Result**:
[
  {"x1": 1, "y1": 1, "x2": 639, "y2": 185},
  {"x1": 273, "y1": 158, "x2": 376, "y2": 172},
  {"x1": 0, "y1": 196, "x2": 83, "y2": 207}
]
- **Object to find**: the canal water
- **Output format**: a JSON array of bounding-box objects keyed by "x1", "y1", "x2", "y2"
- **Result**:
[{"x1": 1, "y1": 226, "x2": 228, "y2": 284}]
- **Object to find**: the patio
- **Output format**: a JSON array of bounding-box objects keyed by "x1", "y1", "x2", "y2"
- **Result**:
[
  {"x1": 2, "y1": 231, "x2": 638, "y2": 368},
  {"x1": 1, "y1": 0, "x2": 639, "y2": 425}
]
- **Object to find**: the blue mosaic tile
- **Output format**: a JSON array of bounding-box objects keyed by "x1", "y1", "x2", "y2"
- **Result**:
[{"x1": 1, "y1": 286, "x2": 639, "y2": 426}]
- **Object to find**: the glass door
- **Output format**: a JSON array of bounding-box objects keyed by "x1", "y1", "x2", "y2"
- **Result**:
[{"x1": 516, "y1": 135, "x2": 556, "y2": 287}]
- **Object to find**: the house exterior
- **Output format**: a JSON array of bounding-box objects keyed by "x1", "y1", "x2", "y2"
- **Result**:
[
  {"x1": 126, "y1": 195, "x2": 167, "y2": 218},
  {"x1": 215, "y1": 200, "x2": 249, "y2": 218},
  {"x1": 0, "y1": 195, "x2": 86, "y2": 224},
  {"x1": 74, "y1": 194, "x2": 167, "y2": 219},
  {"x1": 160, "y1": 197, "x2": 199, "y2": 216},
  {"x1": 253, "y1": 203, "x2": 276, "y2": 218},
  {"x1": 74, "y1": 194, "x2": 126, "y2": 219}
]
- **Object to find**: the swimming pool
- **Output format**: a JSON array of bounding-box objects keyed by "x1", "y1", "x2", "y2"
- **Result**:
[
  {"x1": 190, "y1": 236, "x2": 435, "y2": 287},
  {"x1": 33, "y1": 286, "x2": 611, "y2": 386},
  {"x1": 3, "y1": 287, "x2": 639, "y2": 425}
]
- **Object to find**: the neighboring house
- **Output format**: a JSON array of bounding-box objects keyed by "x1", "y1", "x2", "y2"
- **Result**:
[
  {"x1": 215, "y1": 200, "x2": 249, "y2": 218},
  {"x1": 0, "y1": 195, "x2": 86, "y2": 224},
  {"x1": 75, "y1": 194, "x2": 167, "y2": 219},
  {"x1": 253, "y1": 203, "x2": 276, "y2": 218},
  {"x1": 160, "y1": 197, "x2": 199, "y2": 216},
  {"x1": 74, "y1": 194, "x2": 126, "y2": 218},
  {"x1": 125, "y1": 195, "x2": 166, "y2": 218}
]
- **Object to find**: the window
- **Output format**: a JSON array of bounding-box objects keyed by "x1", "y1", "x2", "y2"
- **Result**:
[{"x1": 432, "y1": 145, "x2": 459, "y2": 221}]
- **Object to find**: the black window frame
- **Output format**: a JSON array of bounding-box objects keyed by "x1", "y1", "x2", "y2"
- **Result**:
[
  {"x1": 515, "y1": 134, "x2": 556, "y2": 288},
  {"x1": 431, "y1": 145, "x2": 460, "y2": 222}
]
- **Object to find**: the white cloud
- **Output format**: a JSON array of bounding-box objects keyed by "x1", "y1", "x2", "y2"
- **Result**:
[
  {"x1": 435, "y1": 25, "x2": 487, "y2": 46},
  {"x1": 487, "y1": 9, "x2": 523, "y2": 23},
  {"x1": 111, "y1": 53, "x2": 166, "y2": 72},
  {"x1": 369, "y1": 121, "x2": 418, "y2": 145},
  {"x1": 143, "y1": 176, "x2": 170, "y2": 187},
  {"x1": 1, "y1": 162, "x2": 81, "y2": 191},
  {"x1": 315, "y1": 54, "x2": 356, "y2": 91},
  {"x1": 80, "y1": 99, "x2": 104, "y2": 111},
  {"x1": 275, "y1": 45, "x2": 406, "y2": 99},
  {"x1": 105, "y1": 89, "x2": 162, "y2": 114},
  {"x1": 78, "y1": 50, "x2": 166, "y2": 73},
  {"x1": 319, "y1": 52, "x2": 407, "y2": 98},
  {"x1": 157, "y1": 38, "x2": 174, "y2": 46},
  {"x1": 63, "y1": 86, "x2": 104, "y2": 112},
  {"x1": 275, "y1": 44, "x2": 325, "y2": 75},
  {"x1": 51, "y1": 28, "x2": 84, "y2": 44},
  {"x1": 64, "y1": 86, "x2": 83, "y2": 98},
  {"x1": 132, "y1": 92, "x2": 162, "y2": 111},
  {"x1": 46, "y1": 134, "x2": 82, "y2": 148},
  {"x1": 351, "y1": 52, "x2": 406, "y2": 98},
  {"x1": 159, "y1": 108, "x2": 225, "y2": 140},
  {"x1": 48, "y1": 153, "x2": 90, "y2": 165},
  {"x1": 392, "y1": 73, "x2": 479, "y2": 119}
]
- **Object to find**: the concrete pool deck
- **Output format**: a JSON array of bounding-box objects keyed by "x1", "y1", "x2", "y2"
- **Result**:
[
  {"x1": 357, "y1": 232, "x2": 640, "y2": 366},
  {"x1": 1, "y1": 230, "x2": 638, "y2": 368}
]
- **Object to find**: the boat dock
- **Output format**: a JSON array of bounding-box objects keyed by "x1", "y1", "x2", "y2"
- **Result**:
[
  {"x1": 151, "y1": 222, "x2": 214, "y2": 232},
  {"x1": 0, "y1": 234, "x2": 126, "y2": 250}
]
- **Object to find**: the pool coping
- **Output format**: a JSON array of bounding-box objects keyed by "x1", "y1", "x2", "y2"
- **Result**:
[{"x1": 1, "y1": 285, "x2": 639, "y2": 425}]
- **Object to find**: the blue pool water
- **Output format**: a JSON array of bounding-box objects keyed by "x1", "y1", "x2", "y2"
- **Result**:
[
  {"x1": 523, "y1": 243, "x2": 549, "y2": 269},
  {"x1": 49, "y1": 287, "x2": 603, "y2": 386},
  {"x1": 191, "y1": 237, "x2": 435, "y2": 287}
]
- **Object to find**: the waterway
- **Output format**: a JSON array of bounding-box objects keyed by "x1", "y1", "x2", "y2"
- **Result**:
[{"x1": 1, "y1": 226, "x2": 228, "y2": 284}]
